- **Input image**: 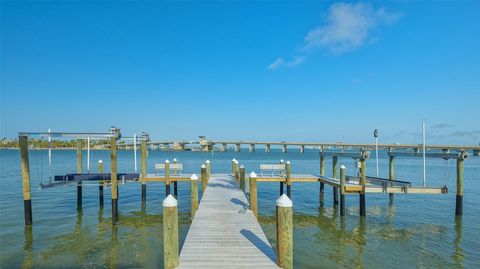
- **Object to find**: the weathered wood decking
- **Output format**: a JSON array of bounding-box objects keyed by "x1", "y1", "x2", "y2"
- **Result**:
[{"x1": 177, "y1": 174, "x2": 279, "y2": 268}]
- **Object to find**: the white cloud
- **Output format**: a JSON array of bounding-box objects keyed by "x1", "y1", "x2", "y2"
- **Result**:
[
  {"x1": 267, "y1": 56, "x2": 305, "y2": 70},
  {"x1": 303, "y1": 2, "x2": 402, "y2": 54}
]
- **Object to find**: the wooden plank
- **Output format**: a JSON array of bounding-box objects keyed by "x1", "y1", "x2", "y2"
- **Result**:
[
  {"x1": 178, "y1": 174, "x2": 279, "y2": 269},
  {"x1": 155, "y1": 163, "x2": 183, "y2": 170},
  {"x1": 259, "y1": 164, "x2": 284, "y2": 170},
  {"x1": 365, "y1": 186, "x2": 448, "y2": 194},
  {"x1": 145, "y1": 174, "x2": 191, "y2": 182}
]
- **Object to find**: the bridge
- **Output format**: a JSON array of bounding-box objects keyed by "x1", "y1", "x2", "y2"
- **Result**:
[{"x1": 120, "y1": 136, "x2": 480, "y2": 155}]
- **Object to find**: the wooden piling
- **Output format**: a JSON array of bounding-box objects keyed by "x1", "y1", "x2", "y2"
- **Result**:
[
  {"x1": 173, "y1": 159, "x2": 178, "y2": 198},
  {"x1": 340, "y1": 165, "x2": 346, "y2": 216},
  {"x1": 163, "y1": 195, "x2": 179, "y2": 269},
  {"x1": 280, "y1": 159, "x2": 285, "y2": 195},
  {"x1": 332, "y1": 156, "x2": 338, "y2": 205},
  {"x1": 98, "y1": 160, "x2": 104, "y2": 207},
  {"x1": 249, "y1": 172, "x2": 258, "y2": 217},
  {"x1": 320, "y1": 154, "x2": 325, "y2": 206},
  {"x1": 456, "y1": 152, "x2": 466, "y2": 216},
  {"x1": 276, "y1": 194, "x2": 293, "y2": 269},
  {"x1": 19, "y1": 135, "x2": 32, "y2": 225},
  {"x1": 359, "y1": 156, "x2": 366, "y2": 217},
  {"x1": 77, "y1": 139, "x2": 83, "y2": 212},
  {"x1": 234, "y1": 160, "x2": 239, "y2": 182},
  {"x1": 389, "y1": 155, "x2": 395, "y2": 206},
  {"x1": 141, "y1": 139, "x2": 147, "y2": 207},
  {"x1": 190, "y1": 174, "x2": 199, "y2": 219},
  {"x1": 240, "y1": 165, "x2": 246, "y2": 192},
  {"x1": 201, "y1": 164, "x2": 207, "y2": 193},
  {"x1": 232, "y1": 159, "x2": 236, "y2": 174},
  {"x1": 111, "y1": 137, "x2": 118, "y2": 224},
  {"x1": 206, "y1": 160, "x2": 211, "y2": 180},
  {"x1": 286, "y1": 161, "x2": 292, "y2": 198},
  {"x1": 165, "y1": 160, "x2": 171, "y2": 196}
]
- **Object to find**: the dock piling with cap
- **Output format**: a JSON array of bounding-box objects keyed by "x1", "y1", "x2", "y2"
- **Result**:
[
  {"x1": 76, "y1": 139, "x2": 83, "y2": 212},
  {"x1": 163, "y1": 195, "x2": 179, "y2": 269},
  {"x1": 98, "y1": 160, "x2": 104, "y2": 207},
  {"x1": 249, "y1": 172, "x2": 258, "y2": 217},
  {"x1": 276, "y1": 194, "x2": 293, "y2": 269}
]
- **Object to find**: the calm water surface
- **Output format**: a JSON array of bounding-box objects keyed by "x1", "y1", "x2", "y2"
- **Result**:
[{"x1": 1, "y1": 149, "x2": 479, "y2": 268}]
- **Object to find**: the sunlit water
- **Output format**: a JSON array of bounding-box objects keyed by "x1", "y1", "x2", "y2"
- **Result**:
[{"x1": 1, "y1": 149, "x2": 479, "y2": 268}]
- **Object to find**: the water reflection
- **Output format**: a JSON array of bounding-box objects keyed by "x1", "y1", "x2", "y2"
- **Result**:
[
  {"x1": 22, "y1": 226, "x2": 33, "y2": 269},
  {"x1": 454, "y1": 216, "x2": 463, "y2": 269}
]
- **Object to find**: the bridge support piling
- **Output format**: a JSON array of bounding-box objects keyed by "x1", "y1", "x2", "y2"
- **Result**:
[
  {"x1": 265, "y1": 144, "x2": 271, "y2": 153},
  {"x1": 282, "y1": 144, "x2": 287, "y2": 153},
  {"x1": 235, "y1": 144, "x2": 241, "y2": 152},
  {"x1": 249, "y1": 144, "x2": 255, "y2": 152}
]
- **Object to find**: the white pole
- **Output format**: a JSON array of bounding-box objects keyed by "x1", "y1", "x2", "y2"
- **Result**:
[
  {"x1": 134, "y1": 133, "x2": 138, "y2": 173},
  {"x1": 48, "y1": 129, "x2": 52, "y2": 167},
  {"x1": 87, "y1": 137, "x2": 90, "y2": 173},
  {"x1": 422, "y1": 121, "x2": 426, "y2": 186},
  {"x1": 375, "y1": 137, "x2": 379, "y2": 177}
]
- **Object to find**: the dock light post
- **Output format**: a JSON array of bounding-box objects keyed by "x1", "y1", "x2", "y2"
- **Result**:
[{"x1": 374, "y1": 129, "x2": 379, "y2": 177}]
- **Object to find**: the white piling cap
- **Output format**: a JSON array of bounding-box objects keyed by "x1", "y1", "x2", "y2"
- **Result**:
[
  {"x1": 341, "y1": 165, "x2": 346, "y2": 169},
  {"x1": 276, "y1": 194, "x2": 293, "y2": 207},
  {"x1": 232, "y1": 158, "x2": 237, "y2": 162},
  {"x1": 234, "y1": 160, "x2": 239, "y2": 163},
  {"x1": 249, "y1": 171, "x2": 257, "y2": 178},
  {"x1": 163, "y1": 194, "x2": 177, "y2": 207},
  {"x1": 286, "y1": 161, "x2": 291, "y2": 164},
  {"x1": 173, "y1": 158, "x2": 177, "y2": 162},
  {"x1": 240, "y1": 164, "x2": 244, "y2": 169},
  {"x1": 190, "y1": 174, "x2": 198, "y2": 181},
  {"x1": 201, "y1": 164, "x2": 206, "y2": 168},
  {"x1": 280, "y1": 159, "x2": 284, "y2": 162},
  {"x1": 98, "y1": 160, "x2": 103, "y2": 163},
  {"x1": 165, "y1": 160, "x2": 170, "y2": 163},
  {"x1": 206, "y1": 160, "x2": 210, "y2": 163}
]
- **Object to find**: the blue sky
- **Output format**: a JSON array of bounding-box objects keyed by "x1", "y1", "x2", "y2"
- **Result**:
[{"x1": 1, "y1": 1, "x2": 479, "y2": 145}]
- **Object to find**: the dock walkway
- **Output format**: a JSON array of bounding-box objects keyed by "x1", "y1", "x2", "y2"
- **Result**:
[{"x1": 177, "y1": 174, "x2": 279, "y2": 268}]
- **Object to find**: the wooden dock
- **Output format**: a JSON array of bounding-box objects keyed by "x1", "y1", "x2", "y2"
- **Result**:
[{"x1": 177, "y1": 174, "x2": 279, "y2": 268}]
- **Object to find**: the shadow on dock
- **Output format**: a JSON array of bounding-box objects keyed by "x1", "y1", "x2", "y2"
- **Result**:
[{"x1": 240, "y1": 229, "x2": 277, "y2": 263}]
